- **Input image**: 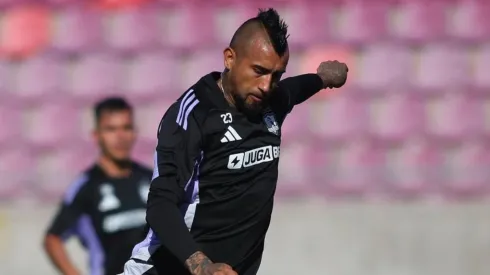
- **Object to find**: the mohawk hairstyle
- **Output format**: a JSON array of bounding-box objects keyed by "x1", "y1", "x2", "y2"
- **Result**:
[
  {"x1": 256, "y1": 8, "x2": 289, "y2": 56},
  {"x1": 229, "y1": 8, "x2": 289, "y2": 57}
]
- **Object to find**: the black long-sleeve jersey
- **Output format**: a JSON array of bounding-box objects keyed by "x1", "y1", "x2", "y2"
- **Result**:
[
  {"x1": 46, "y1": 162, "x2": 152, "y2": 275},
  {"x1": 125, "y1": 72, "x2": 323, "y2": 275}
]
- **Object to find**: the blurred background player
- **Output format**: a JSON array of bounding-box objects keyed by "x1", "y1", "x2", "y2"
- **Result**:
[{"x1": 43, "y1": 97, "x2": 153, "y2": 275}]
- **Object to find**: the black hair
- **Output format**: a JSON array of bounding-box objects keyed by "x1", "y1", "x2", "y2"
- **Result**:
[
  {"x1": 94, "y1": 96, "x2": 132, "y2": 124},
  {"x1": 230, "y1": 8, "x2": 289, "y2": 56},
  {"x1": 256, "y1": 8, "x2": 289, "y2": 56}
]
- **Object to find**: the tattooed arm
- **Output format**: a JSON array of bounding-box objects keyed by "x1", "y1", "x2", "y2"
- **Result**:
[
  {"x1": 185, "y1": 252, "x2": 213, "y2": 274},
  {"x1": 185, "y1": 251, "x2": 237, "y2": 275}
]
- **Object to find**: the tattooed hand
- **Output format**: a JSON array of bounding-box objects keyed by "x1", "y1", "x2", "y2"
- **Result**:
[
  {"x1": 185, "y1": 251, "x2": 238, "y2": 275},
  {"x1": 316, "y1": 60, "x2": 349, "y2": 89}
]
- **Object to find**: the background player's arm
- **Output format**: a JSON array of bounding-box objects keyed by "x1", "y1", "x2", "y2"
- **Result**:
[
  {"x1": 44, "y1": 235, "x2": 79, "y2": 275},
  {"x1": 44, "y1": 178, "x2": 88, "y2": 275}
]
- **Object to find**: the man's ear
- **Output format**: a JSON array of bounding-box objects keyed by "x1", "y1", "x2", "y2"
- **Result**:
[{"x1": 223, "y1": 47, "x2": 235, "y2": 71}]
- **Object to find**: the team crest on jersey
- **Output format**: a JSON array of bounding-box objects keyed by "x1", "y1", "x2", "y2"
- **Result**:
[
  {"x1": 98, "y1": 183, "x2": 121, "y2": 212},
  {"x1": 263, "y1": 110, "x2": 279, "y2": 135}
]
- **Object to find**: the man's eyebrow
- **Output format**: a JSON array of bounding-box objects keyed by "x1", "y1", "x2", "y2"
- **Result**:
[
  {"x1": 252, "y1": 64, "x2": 286, "y2": 74},
  {"x1": 253, "y1": 64, "x2": 271, "y2": 71}
]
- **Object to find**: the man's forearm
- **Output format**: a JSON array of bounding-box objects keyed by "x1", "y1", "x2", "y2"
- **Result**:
[
  {"x1": 280, "y1": 74, "x2": 324, "y2": 106},
  {"x1": 44, "y1": 234, "x2": 80, "y2": 275},
  {"x1": 147, "y1": 195, "x2": 201, "y2": 265}
]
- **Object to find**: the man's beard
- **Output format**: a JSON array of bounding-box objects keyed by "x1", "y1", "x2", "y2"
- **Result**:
[
  {"x1": 233, "y1": 93, "x2": 265, "y2": 117},
  {"x1": 100, "y1": 145, "x2": 132, "y2": 166}
]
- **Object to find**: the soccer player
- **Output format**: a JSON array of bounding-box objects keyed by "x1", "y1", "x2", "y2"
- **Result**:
[
  {"x1": 123, "y1": 8, "x2": 348, "y2": 275},
  {"x1": 43, "y1": 97, "x2": 153, "y2": 275}
]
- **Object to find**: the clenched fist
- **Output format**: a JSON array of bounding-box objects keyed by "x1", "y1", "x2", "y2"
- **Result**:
[{"x1": 317, "y1": 60, "x2": 348, "y2": 89}]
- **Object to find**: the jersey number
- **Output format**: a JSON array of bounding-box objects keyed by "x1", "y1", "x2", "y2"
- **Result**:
[{"x1": 221, "y1": 113, "x2": 233, "y2": 124}]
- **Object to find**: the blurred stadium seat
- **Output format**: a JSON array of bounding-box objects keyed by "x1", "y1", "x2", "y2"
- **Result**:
[
  {"x1": 104, "y1": 7, "x2": 159, "y2": 53},
  {"x1": 368, "y1": 92, "x2": 425, "y2": 141},
  {"x1": 389, "y1": 0, "x2": 448, "y2": 42},
  {"x1": 312, "y1": 138, "x2": 381, "y2": 198},
  {"x1": 10, "y1": 54, "x2": 63, "y2": 100},
  {"x1": 35, "y1": 144, "x2": 96, "y2": 199},
  {"x1": 160, "y1": 4, "x2": 217, "y2": 50},
  {"x1": 448, "y1": 0, "x2": 490, "y2": 42},
  {"x1": 65, "y1": 52, "x2": 122, "y2": 100},
  {"x1": 276, "y1": 142, "x2": 311, "y2": 197},
  {"x1": 22, "y1": 100, "x2": 80, "y2": 147},
  {"x1": 308, "y1": 94, "x2": 369, "y2": 141},
  {"x1": 280, "y1": 102, "x2": 309, "y2": 142},
  {"x1": 412, "y1": 44, "x2": 470, "y2": 90},
  {"x1": 439, "y1": 140, "x2": 490, "y2": 197},
  {"x1": 332, "y1": 0, "x2": 390, "y2": 44},
  {"x1": 274, "y1": 2, "x2": 331, "y2": 48},
  {"x1": 0, "y1": 4, "x2": 50, "y2": 58},
  {"x1": 380, "y1": 138, "x2": 437, "y2": 198},
  {"x1": 132, "y1": 139, "x2": 155, "y2": 168},
  {"x1": 0, "y1": 0, "x2": 487, "y2": 201},
  {"x1": 425, "y1": 92, "x2": 483, "y2": 140},
  {"x1": 134, "y1": 98, "x2": 173, "y2": 142},
  {"x1": 0, "y1": 61, "x2": 9, "y2": 93},
  {"x1": 472, "y1": 44, "x2": 490, "y2": 90},
  {"x1": 355, "y1": 43, "x2": 412, "y2": 91},
  {"x1": 213, "y1": 4, "x2": 259, "y2": 46},
  {"x1": 123, "y1": 51, "x2": 180, "y2": 98},
  {"x1": 51, "y1": 7, "x2": 103, "y2": 53},
  {"x1": 179, "y1": 50, "x2": 224, "y2": 90},
  {"x1": 0, "y1": 101, "x2": 22, "y2": 147}
]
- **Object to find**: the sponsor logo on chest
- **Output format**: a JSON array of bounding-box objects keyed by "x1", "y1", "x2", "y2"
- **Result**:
[
  {"x1": 227, "y1": 145, "x2": 280, "y2": 169},
  {"x1": 102, "y1": 208, "x2": 146, "y2": 233}
]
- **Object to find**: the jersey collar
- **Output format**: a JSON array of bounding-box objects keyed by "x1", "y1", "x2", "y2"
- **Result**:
[{"x1": 92, "y1": 161, "x2": 140, "y2": 181}]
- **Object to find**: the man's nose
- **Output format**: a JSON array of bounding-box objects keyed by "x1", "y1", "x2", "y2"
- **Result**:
[{"x1": 258, "y1": 75, "x2": 272, "y2": 94}]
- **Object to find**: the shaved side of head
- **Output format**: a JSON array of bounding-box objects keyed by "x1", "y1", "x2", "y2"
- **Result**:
[{"x1": 230, "y1": 8, "x2": 289, "y2": 57}]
